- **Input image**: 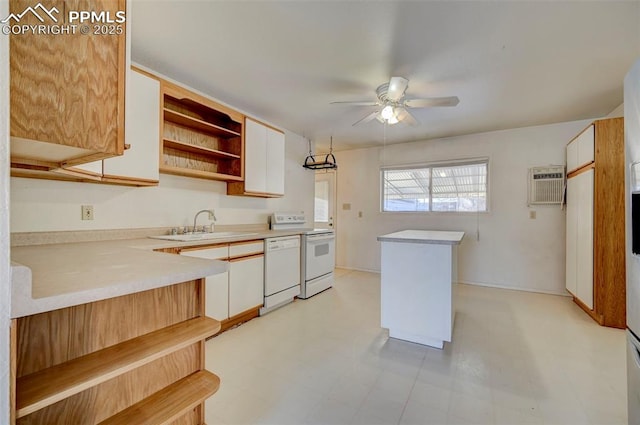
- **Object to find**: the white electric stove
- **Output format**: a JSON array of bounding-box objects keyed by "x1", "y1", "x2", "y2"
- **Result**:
[{"x1": 270, "y1": 212, "x2": 335, "y2": 299}]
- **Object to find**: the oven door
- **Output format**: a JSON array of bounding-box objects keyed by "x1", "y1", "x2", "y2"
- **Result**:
[{"x1": 305, "y1": 233, "x2": 335, "y2": 281}]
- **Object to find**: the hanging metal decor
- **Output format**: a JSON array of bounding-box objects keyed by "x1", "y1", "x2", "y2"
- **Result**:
[{"x1": 303, "y1": 136, "x2": 337, "y2": 170}]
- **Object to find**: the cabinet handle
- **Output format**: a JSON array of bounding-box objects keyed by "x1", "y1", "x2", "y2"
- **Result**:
[{"x1": 229, "y1": 253, "x2": 264, "y2": 262}]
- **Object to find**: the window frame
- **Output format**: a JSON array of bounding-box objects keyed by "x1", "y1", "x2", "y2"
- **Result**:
[{"x1": 380, "y1": 158, "x2": 490, "y2": 214}]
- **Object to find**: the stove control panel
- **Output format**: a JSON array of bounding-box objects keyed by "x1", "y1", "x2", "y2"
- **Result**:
[{"x1": 271, "y1": 212, "x2": 306, "y2": 225}]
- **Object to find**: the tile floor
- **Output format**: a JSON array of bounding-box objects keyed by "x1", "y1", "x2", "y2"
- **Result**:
[{"x1": 204, "y1": 269, "x2": 627, "y2": 424}]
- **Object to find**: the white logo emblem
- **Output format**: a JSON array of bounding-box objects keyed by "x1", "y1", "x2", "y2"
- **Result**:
[{"x1": 1, "y1": 3, "x2": 59, "y2": 24}]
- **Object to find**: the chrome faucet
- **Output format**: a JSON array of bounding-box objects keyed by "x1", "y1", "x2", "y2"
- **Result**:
[{"x1": 192, "y1": 209, "x2": 217, "y2": 233}]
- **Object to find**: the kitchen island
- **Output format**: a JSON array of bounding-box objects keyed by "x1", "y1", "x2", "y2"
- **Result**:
[{"x1": 377, "y1": 230, "x2": 464, "y2": 349}]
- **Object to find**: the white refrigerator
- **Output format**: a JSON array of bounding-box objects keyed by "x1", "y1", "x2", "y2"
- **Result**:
[{"x1": 625, "y1": 57, "x2": 640, "y2": 423}]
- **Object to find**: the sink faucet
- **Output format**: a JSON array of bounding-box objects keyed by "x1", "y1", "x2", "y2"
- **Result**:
[{"x1": 192, "y1": 209, "x2": 217, "y2": 233}]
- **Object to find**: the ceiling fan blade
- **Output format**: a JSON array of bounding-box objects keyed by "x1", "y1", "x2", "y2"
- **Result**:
[
  {"x1": 353, "y1": 110, "x2": 380, "y2": 126},
  {"x1": 386, "y1": 77, "x2": 409, "y2": 102},
  {"x1": 395, "y1": 108, "x2": 419, "y2": 126},
  {"x1": 330, "y1": 101, "x2": 379, "y2": 106},
  {"x1": 404, "y1": 96, "x2": 460, "y2": 108}
]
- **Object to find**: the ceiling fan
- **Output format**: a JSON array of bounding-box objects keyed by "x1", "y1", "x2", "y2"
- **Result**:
[{"x1": 331, "y1": 77, "x2": 459, "y2": 126}]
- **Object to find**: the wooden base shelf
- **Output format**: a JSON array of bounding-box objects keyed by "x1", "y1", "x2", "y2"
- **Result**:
[
  {"x1": 98, "y1": 370, "x2": 220, "y2": 425},
  {"x1": 17, "y1": 316, "x2": 221, "y2": 419}
]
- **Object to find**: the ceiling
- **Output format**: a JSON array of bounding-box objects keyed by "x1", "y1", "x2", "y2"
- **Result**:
[{"x1": 131, "y1": 1, "x2": 640, "y2": 151}]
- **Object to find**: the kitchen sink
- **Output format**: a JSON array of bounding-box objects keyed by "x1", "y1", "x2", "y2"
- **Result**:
[{"x1": 149, "y1": 232, "x2": 258, "y2": 242}]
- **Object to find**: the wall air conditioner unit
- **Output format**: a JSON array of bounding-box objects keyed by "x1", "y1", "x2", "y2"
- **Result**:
[{"x1": 528, "y1": 166, "x2": 565, "y2": 206}]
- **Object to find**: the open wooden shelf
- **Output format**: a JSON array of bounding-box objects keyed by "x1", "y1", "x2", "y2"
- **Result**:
[
  {"x1": 164, "y1": 108, "x2": 241, "y2": 138},
  {"x1": 160, "y1": 80, "x2": 244, "y2": 182},
  {"x1": 16, "y1": 316, "x2": 221, "y2": 419},
  {"x1": 98, "y1": 370, "x2": 220, "y2": 425},
  {"x1": 160, "y1": 164, "x2": 244, "y2": 182},
  {"x1": 163, "y1": 138, "x2": 241, "y2": 160}
]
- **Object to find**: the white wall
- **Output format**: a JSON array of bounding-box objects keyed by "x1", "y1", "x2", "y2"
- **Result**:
[
  {"x1": 10, "y1": 130, "x2": 314, "y2": 232},
  {"x1": 335, "y1": 120, "x2": 592, "y2": 295},
  {"x1": 0, "y1": 0, "x2": 11, "y2": 422},
  {"x1": 608, "y1": 103, "x2": 624, "y2": 117}
]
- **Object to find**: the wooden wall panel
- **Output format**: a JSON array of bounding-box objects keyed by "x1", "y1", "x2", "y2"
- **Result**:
[
  {"x1": 593, "y1": 117, "x2": 626, "y2": 328},
  {"x1": 16, "y1": 280, "x2": 201, "y2": 377}
]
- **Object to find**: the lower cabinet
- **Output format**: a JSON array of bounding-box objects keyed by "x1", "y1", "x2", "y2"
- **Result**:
[
  {"x1": 229, "y1": 255, "x2": 264, "y2": 317},
  {"x1": 179, "y1": 240, "x2": 264, "y2": 331},
  {"x1": 180, "y1": 246, "x2": 229, "y2": 322}
]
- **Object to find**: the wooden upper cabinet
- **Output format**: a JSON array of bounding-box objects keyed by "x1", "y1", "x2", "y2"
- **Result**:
[{"x1": 9, "y1": 0, "x2": 127, "y2": 171}]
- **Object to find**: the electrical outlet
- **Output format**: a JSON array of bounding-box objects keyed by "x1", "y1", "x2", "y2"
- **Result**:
[
  {"x1": 358, "y1": 211, "x2": 363, "y2": 218},
  {"x1": 529, "y1": 210, "x2": 536, "y2": 219},
  {"x1": 81, "y1": 205, "x2": 94, "y2": 221}
]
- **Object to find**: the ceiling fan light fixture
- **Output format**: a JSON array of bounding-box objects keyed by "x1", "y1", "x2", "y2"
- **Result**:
[
  {"x1": 381, "y1": 104, "x2": 394, "y2": 120},
  {"x1": 387, "y1": 114, "x2": 399, "y2": 125}
]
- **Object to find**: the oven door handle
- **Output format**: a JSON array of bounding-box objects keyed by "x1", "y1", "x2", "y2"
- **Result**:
[{"x1": 306, "y1": 234, "x2": 335, "y2": 242}]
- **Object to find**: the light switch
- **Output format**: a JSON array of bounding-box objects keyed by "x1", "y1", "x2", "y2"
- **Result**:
[{"x1": 529, "y1": 210, "x2": 536, "y2": 219}]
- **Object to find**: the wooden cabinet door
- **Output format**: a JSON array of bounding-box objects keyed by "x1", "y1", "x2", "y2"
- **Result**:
[
  {"x1": 576, "y1": 169, "x2": 594, "y2": 310},
  {"x1": 102, "y1": 69, "x2": 160, "y2": 183},
  {"x1": 266, "y1": 128, "x2": 285, "y2": 195},
  {"x1": 244, "y1": 118, "x2": 267, "y2": 193},
  {"x1": 9, "y1": 0, "x2": 126, "y2": 166},
  {"x1": 228, "y1": 255, "x2": 264, "y2": 317},
  {"x1": 566, "y1": 176, "x2": 578, "y2": 296}
]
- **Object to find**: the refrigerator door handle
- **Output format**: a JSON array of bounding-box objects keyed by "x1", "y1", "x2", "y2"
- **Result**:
[
  {"x1": 628, "y1": 330, "x2": 640, "y2": 368},
  {"x1": 634, "y1": 343, "x2": 640, "y2": 369}
]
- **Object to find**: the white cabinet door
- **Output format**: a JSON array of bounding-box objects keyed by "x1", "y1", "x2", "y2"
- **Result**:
[
  {"x1": 266, "y1": 127, "x2": 285, "y2": 195},
  {"x1": 103, "y1": 69, "x2": 160, "y2": 181},
  {"x1": 567, "y1": 125, "x2": 595, "y2": 174},
  {"x1": 567, "y1": 138, "x2": 579, "y2": 174},
  {"x1": 180, "y1": 246, "x2": 229, "y2": 321},
  {"x1": 566, "y1": 176, "x2": 578, "y2": 296},
  {"x1": 229, "y1": 255, "x2": 264, "y2": 317},
  {"x1": 204, "y1": 272, "x2": 229, "y2": 321},
  {"x1": 244, "y1": 118, "x2": 267, "y2": 193},
  {"x1": 576, "y1": 169, "x2": 594, "y2": 310},
  {"x1": 576, "y1": 125, "x2": 595, "y2": 170}
]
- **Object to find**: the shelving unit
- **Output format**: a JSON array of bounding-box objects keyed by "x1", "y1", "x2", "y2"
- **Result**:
[
  {"x1": 160, "y1": 80, "x2": 245, "y2": 181},
  {"x1": 11, "y1": 280, "x2": 221, "y2": 424}
]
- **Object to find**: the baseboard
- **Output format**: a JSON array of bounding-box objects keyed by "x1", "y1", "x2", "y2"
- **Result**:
[
  {"x1": 457, "y1": 280, "x2": 571, "y2": 297},
  {"x1": 335, "y1": 266, "x2": 381, "y2": 274}
]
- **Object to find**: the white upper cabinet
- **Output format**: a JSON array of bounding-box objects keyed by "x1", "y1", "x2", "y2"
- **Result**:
[
  {"x1": 265, "y1": 127, "x2": 285, "y2": 195},
  {"x1": 60, "y1": 68, "x2": 160, "y2": 186},
  {"x1": 102, "y1": 69, "x2": 160, "y2": 184},
  {"x1": 244, "y1": 118, "x2": 269, "y2": 193},
  {"x1": 567, "y1": 125, "x2": 594, "y2": 173},
  {"x1": 228, "y1": 117, "x2": 285, "y2": 197}
]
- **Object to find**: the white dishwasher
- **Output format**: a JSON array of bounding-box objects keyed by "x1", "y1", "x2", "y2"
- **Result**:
[{"x1": 261, "y1": 235, "x2": 301, "y2": 315}]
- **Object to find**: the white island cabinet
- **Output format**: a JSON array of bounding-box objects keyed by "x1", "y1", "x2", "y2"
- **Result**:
[{"x1": 377, "y1": 230, "x2": 464, "y2": 349}]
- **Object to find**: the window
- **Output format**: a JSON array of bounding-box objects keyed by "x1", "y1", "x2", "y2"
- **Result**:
[
  {"x1": 382, "y1": 159, "x2": 488, "y2": 212},
  {"x1": 314, "y1": 180, "x2": 330, "y2": 222}
]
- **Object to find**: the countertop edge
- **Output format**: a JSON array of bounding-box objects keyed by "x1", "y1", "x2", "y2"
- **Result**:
[
  {"x1": 376, "y1": 236, "x2": 463, "y2": 245},
  {"x1": 9, "y1": 230, "x2": 308, "y2": 319}
]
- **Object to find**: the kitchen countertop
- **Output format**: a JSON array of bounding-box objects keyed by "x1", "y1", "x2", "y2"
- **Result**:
[
  {"x1": 10, "y1": 229, "x2": 304, "y2": 319},
  {"x1": 377, "y1": 230, "x2": 465, "y2": 245}
]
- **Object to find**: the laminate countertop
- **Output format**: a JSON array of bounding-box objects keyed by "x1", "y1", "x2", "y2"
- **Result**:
[
  {"x1": 10, "y1": 229, "x2": 303, "y2": 319},
  {"x1": 377, "y1": 230, "x2": 465, "y2": 245}
]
